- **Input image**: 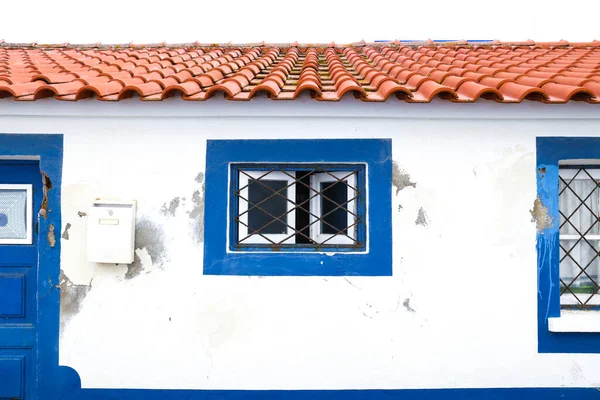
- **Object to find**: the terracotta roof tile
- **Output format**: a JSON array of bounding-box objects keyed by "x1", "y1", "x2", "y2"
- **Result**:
[{"x1": 0, "y1": 41, "x2": 600, "y2": 103}]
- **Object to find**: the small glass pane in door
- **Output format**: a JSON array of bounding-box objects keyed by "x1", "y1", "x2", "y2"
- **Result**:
[{"x1": 0, "y1": 186, "x2": 30, "y2": 242}]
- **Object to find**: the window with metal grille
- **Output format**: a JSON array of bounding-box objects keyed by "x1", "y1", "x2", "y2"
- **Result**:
[
  {"x1": 231, "y1": 164, "x2": 366, "y2": 251},
  {"x1": 204, "y1": 138, "x2": 391, "y2": 276},
  {"x1": 559, "y1": 166, "x2": 600, "y2": 308},
  {"x1": 537, "y1": 137, "x2": 600, "y2": 352}
]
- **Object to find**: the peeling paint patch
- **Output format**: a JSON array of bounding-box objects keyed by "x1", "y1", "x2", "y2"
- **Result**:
[
  {"x1": 403, "y1": 298, "x2": 416, "y2": 313},
  {"x1": 127, "y1": 218, "x2": 167, "y2": 279},
  {"x1": 48, "y1": 224, "x2": 56, "y2": 247},
  {"x1": 415, "y1": 207, "x2": 429, "y2": 226},
  {"x1": 531, "y1": 196, "x2": 553, "y2": 231},
  {"x1": 58, "y1": 270, "x2": 91, "y2": 333},
  {"x1": 160, "y1": 197, "x2": 181, "y2": 217},
  {"x1": 61, "y1": 223, "x2": 71, "y2": 240},
  {"x1": 39, "y1": 171, "x2": 52, "y2": 218},
  {"x1": 190, "y1": 190, "x2": 204, "y2": 219},
  {"x1": 392, "y1": 161, "x2": 416, "y2": 195},
  {"x1": 77, "y1": 211, "x2": 87, "y2": 218},
  {"x1": 125, "y1": 256, "x2": 143, "y2": 280},
  {"x1": 189, "y1": 173, "x2": 205, "y2": 244}
]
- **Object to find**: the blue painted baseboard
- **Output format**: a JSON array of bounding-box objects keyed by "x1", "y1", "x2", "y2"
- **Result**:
[{"x1": 56, "y1": 388, "x2": 600, "y2": 400}]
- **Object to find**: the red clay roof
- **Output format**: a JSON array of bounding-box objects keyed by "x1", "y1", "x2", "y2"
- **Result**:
[{"x1": 1, "y1": 41, "x2": 600, "y2": 103}]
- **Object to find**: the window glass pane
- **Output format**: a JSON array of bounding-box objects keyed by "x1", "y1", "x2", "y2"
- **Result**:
[
  {"x1": 0, "y1": 189, "x2": 28, "y2": 240},
  {"x1": 560, "y1": 240, "x2": 599, "y2": 296},
  {"x1": 320, "y1": 181, "x2": 348, "y2": 234},
  {"x1": 559, "y1": 178, "x2": 599, "y2": 235},
  {"x1": 559, "y1": 168, "x2": 600, "y2": 305},
  {"x1": 248, "y1": 180, "x2": 288, "y2": 234}
]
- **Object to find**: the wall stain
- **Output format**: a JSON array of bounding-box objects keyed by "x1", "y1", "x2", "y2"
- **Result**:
[
  {"x1": 403, "y1": 298, "x2": 416, "y2": 313},
  {"x1": 189, "y1": 172, "x2": 205, "y2": 244},
  {"x1": 125, "y1": 257, "x2": 143, "y2": 280},
  {"x1": 48, "y1": 224, "x2": 56, "y2": 247},
  {"x1": 570, "y1": 362, "x2": 584, "y2": 383},
  {"x1": 361, "y1": 311, "x2": 373, "y2": 320},
  {"x1": 392, "y1": 161, "x2": 416, "y2": 195},
  {"x1": 343, "y1": 278, "x2": 361, "y2": 289},
  {"x1": 160, "y1": 197, "x2": 181, "y2": 217},
  {"x1": 39, "y1": 171, "x2": 52, "y2": 219},
  {"x1": 61, "y1": 223, "x2": 72, "y2": 240},
  {"x1": 58, "y1": 270, "x2": 91, "y2": 333},
  {"x1": 531, "y1": 196, "x2": 553, "y2": 231},
  {"x1": 415, "y1": 207, "x2": 430, "y2": 226},
  {"x1": 126, "y1": 218, "x2": 167, "y2": 279},
  {"x1": 77, "y1": 211, "x2": 87, "y2": 218}
]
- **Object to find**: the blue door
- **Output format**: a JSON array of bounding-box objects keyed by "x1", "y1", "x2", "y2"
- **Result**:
[{"x1": 0, "y1": 161, "x2": 42, "y2": 399}]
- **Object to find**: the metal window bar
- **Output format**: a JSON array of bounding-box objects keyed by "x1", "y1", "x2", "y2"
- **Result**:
[
  {"x1": 236, "y1": 169, "x2": 360, "y2": 244},
  {"x1": 559, "y1": 167, "x2": 600, "y2": 308},
  {"x1": 233, "y1": 165, "x2": 365, "y2": 249}
]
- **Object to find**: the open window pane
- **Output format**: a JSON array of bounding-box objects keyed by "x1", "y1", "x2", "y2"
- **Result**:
[
  {"x1": 310, "y1": 171, "x2": 358, "y2": 245},
  {"x1": 237, "y1": 170, "x2": 296, "y2": 245}
]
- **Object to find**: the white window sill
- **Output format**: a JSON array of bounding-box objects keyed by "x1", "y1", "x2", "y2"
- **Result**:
[{"x1": 548, "y1": 310, "x2": 600, "y2": 332}]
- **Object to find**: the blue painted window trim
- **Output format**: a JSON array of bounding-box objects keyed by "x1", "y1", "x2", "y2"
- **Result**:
[
  {"x1": 537, "y1": 137, "x2": 600, "y2": 353},
  {"x1": 204, "y1": 139, "x2": 393, "y2": 276}
]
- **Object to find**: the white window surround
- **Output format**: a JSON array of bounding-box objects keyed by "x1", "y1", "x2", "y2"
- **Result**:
[
  {"x1": 309, "y1": 171, "x2": 358, "y2": 245},
  {"x1": 0, "y1": 184, "x2": 33, "y2": 245},
  {"x1": 238, "y1": 170, "x2": 296, "y2": 245},
  {"x1": 548, "y1": 310, "x2": 600, "y2": 332},
  {"x1": 236, "y1": 168, "x2": 363, "y2": 247}
]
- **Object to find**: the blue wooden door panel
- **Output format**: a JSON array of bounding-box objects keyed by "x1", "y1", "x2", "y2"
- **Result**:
[
  {"x1": 0, "y1": 273, "x2": 25, "y2": 317},
  {"x1": 0, "y1": 247, "x2": 36, "y2": 263},
  {"x1": 0, "y1": 350, "x2": 34, "y2": 400},
  {"x1": 0, "y1": 356, "x2": 25, "y2": 398},
  {"x1": 0, "y1": 267, "x2": 36, "y2": 324},
  {"x1": 0, "y1": 325, "x2": 36, "y2": 348},
  {"x1": 0, "y1": 161, "x2": 42, "y2": 400}
]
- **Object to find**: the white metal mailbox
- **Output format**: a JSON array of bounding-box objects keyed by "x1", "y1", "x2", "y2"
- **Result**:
[{"x1": 87, "y1": 200, "x2": 136, "y2": 264}]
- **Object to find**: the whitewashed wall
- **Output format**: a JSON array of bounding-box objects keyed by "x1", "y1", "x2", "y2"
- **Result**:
[{"x1": 1, "y1": 98, "x2": 599, "y2": 390}]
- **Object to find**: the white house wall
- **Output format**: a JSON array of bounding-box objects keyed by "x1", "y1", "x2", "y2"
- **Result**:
[{"x1": 1, "y1": 98, "x2": 599, "y2": 389}]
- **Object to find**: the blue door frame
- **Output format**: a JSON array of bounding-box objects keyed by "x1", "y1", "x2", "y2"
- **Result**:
[
  {"x1": 0, "y1": 160, "x2": 43, "y2": 399},
  {"x1": 0, "y1": 133, "x2": 597, "y2": 400},
  {"x1": 0, "y1": 134, "x2": 76, "y2": 399}
]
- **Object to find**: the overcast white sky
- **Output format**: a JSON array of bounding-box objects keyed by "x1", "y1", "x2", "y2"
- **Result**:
[{"x1": 2, "y1": 0, "x2": 598, "y2": 44}]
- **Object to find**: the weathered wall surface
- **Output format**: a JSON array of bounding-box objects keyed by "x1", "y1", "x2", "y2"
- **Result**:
[{"x1": 1, "y1": 98, "x2": 599, "y2": 389}]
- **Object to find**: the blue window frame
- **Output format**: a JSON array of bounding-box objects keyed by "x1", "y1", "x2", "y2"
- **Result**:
[
  {"x1": 204, "y1": 139, "x2": 392, "y2": 276},
  {"x1": 537, "y1": 137, "x2": 600, "y2": 353}
]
